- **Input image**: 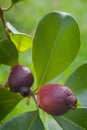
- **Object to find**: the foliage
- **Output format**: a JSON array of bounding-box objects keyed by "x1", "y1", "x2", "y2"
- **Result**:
[
  {"x1": 0, "y1": 87, "x2": 22, "y2": 121},
  {"x1": 0, "y1": 111, "x2": 44, "y2": 130},
  {"x1": 0, "y1": 1, "x2": 87, "y2": 130},
  {"x1": 0, "y1": 39, "x2": 18, "y2": 66},
  {"x1": 65, "y1": 63, "x2": 87, "y2": 107},
  {"x1": 32, "y1": 11, "x2": 80, "y2": 86},
  {"x1": 7, "y1": 22, "x2": 32, "y2": 52}
]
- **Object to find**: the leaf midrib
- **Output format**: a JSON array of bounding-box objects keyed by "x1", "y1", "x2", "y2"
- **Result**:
[
  {"x1": 28, "y1": 111, "x2": 38, "y2": 130},
  {"x1": 38, "y1": 18, "x2": 65, "y2": 86}
]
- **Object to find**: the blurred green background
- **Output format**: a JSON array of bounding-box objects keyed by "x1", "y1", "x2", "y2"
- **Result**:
[{"x1": 0, "y1": 0, "x2": 87, "y2": 122}]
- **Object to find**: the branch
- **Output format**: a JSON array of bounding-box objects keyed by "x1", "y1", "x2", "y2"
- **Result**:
[{"x1": 0, "y1": 7, "x2": 9, "y2": 39}]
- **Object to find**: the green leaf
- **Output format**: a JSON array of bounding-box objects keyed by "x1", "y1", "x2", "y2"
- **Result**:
[
  {"x1": 32, "y1": 11, "x2": 80, "y2": 87},
  {"x1": 65, "y1": 63, "x2": 87, "y2": 106},
  {"x1": 0, "y1": 39, "x2": 18, "y2": 65},
  {"x1": 54, "y1": 108, "x2": 87, "y2": 130},
  {"x1": 0, "y1": 87, "x2": 22, "y2": 121},
  {"x1": 0, "y1": 111, "x2": 44, "y2": 130},
  {"x1": 0, "y1": 39, "x2": 18, "y2": 66},
  {"x1": 65, "y1": 63, "x2": 87, "y2": 94},
  {"x1": 64, "y1": 108, "x2": 87, "y2": 129},
  {"x1": 46, "y1": 117, "x2": 63, "y2": 130},
  {"x1": 7, "y1": 22, "x2": 32, "y2": 52},
  {"x1": 9, "y1": 33, "x2": 32, "y2": 52},
  {"x1": 54, "y1": 117, "x2": 84, "y2": 130}
]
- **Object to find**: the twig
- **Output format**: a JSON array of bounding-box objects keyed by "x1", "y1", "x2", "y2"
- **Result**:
[{"x1": 0, "y1": 7, "x2": 10, "y2": 39}]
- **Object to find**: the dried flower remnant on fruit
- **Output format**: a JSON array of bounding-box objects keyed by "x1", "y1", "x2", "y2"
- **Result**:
[{"x1": 37, "y1": 84, "x2": 77, "y2": 116}]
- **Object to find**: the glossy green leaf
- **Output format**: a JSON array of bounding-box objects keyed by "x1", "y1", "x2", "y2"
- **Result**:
[
  {"x1": 64, "y1": 108, "x2": 87, "y2": 129},
  {"x1": 46, "y1": 117, "x2": 62, "y2": 130},
  {"x1": 0, "y1": 39, "x2": 18, "y2": 66},
  {"x1": 65, "y1": 63, "x2": 87, "y2": 94},
  {"x1": 54, "y1": 108, "x2": 87, "y2": 130},
  {"x1": 0, "y1": 87, "x2": 23, "y2": 121},
  {"x1": 7, "y1": 23, "x2": 32, "y2": 52},
  {"x1": 32, "y1": 11, "x2": 80, "y2": 87},
  {"x1": 0, "y1": 111, "x2": 44, "y2": 130},
  {"x1": 65, "y1": 63, "x2": 87, "y2": 106}
]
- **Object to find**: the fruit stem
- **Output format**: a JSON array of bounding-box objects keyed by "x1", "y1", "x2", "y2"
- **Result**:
[{"x1": 31, "y1": 91, "x2": 39, "y2": 111}]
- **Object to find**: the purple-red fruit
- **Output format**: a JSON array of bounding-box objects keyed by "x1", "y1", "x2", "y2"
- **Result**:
[
  {"x1": 37, "y1": 84, "x2": 77, "y2": 116},
  {"x1": 7, "y1": 65, "x2": 34, "y2": 97}
]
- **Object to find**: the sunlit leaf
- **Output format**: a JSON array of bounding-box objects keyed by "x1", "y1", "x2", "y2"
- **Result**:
[
  {"x1": 0, "y1": 111, "x2": 44, "y2": 130},
  {"x1": 0, "y1": 39, "x2": 18, "y2": 66},
  {"x1": 65, "y1": 63, "x2": 87, "y2": 106},
  {"x1": 7, "y1": 22, "x2": 32, "y2": 52},
  {"x1": 32, "y1": 11, "x2": 80, "y2": 87},
  {"x1": 10, "y1": 33, "x2": 32, "y2": 52},
  {"x1": 0, "y1": 87, "x2": 23, "y2": 121},
  {"x1": 54, "y1": 108, "x2": 87, "y2": 130}
]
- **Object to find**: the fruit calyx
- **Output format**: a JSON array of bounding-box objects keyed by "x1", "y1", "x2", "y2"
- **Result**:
[{"x1": 19, "y1": 86, "x2": 31, "y2": 97}]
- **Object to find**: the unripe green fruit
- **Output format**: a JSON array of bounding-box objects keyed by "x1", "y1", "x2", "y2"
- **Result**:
[
  {"x1": 7, "y1": 65, "x2": 34, "y2": 97},
  {"x1": 37, "y1": 84, "x2": 77, "y2": 116}
]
